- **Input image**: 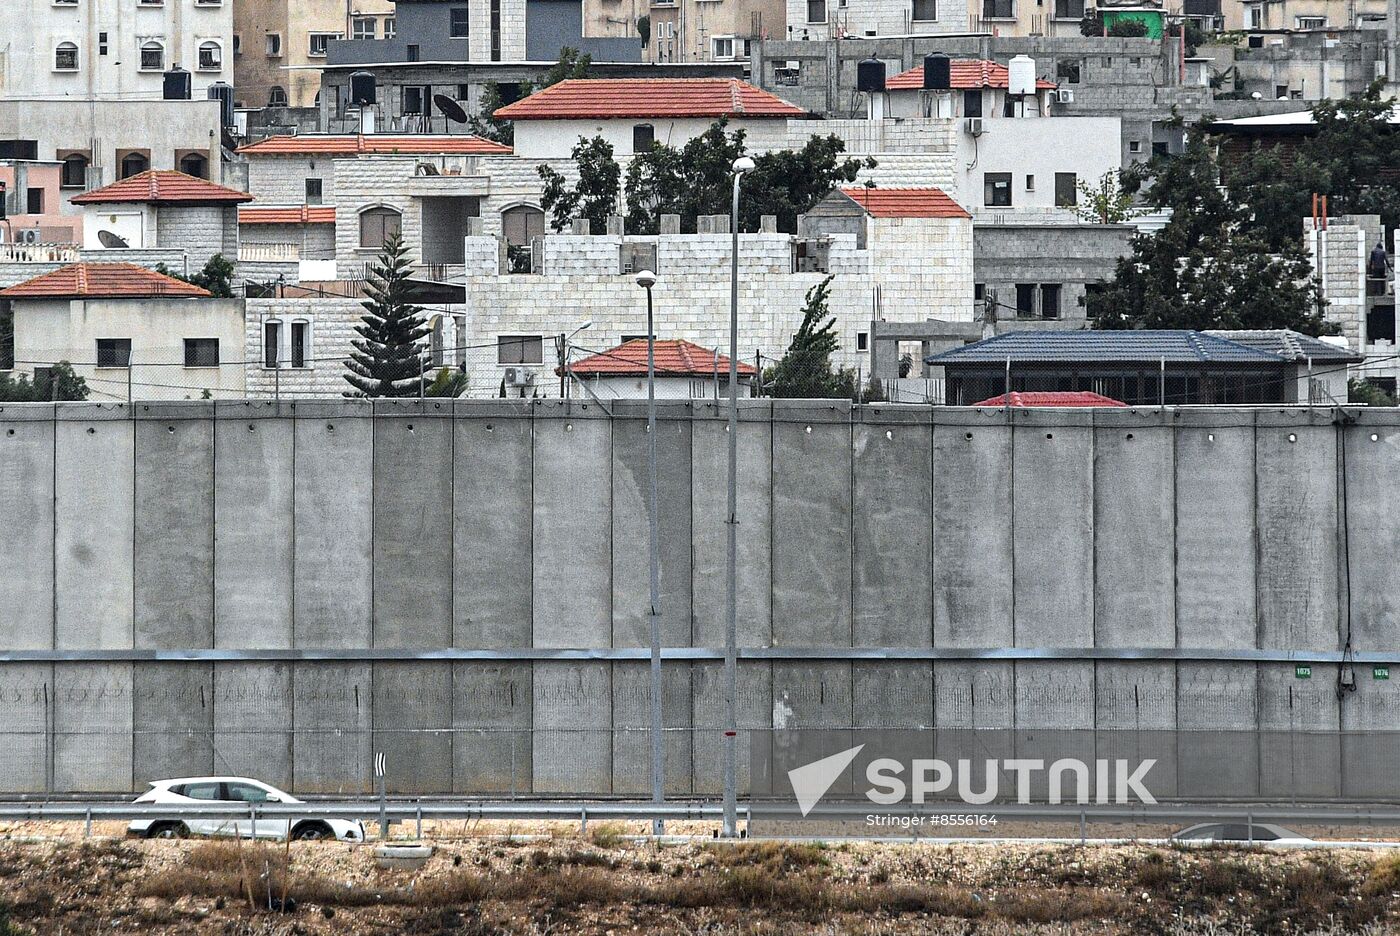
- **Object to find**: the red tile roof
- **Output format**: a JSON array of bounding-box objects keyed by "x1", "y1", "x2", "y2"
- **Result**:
[
  {"x1": 238, "y1": 205, "x2": 337, "y2": 225},
  {"x1": 972, "y1": 391, "x2": 1127, "y2": 407},
  {"x1": 494, "y1": 78, "x2": 806, "y2": 120},
  {"x1": 886, "y1": 59, "x2": 1057, "y2": 91},
  {"x1": 70, "y1": 170, "x2": 252, "y2": 206},
  {"x1": 839, "y1": 187, "x2": 971, "y2": 219},
  {"x1": 0, "y1": 263, "x2": 211, "y2": 299},
  {"x1": 236, "y1": 134, "x2": 512, "y2": 156},
  {"x1": 566, "y1": 339, "x2": 758, "y2": 378}
]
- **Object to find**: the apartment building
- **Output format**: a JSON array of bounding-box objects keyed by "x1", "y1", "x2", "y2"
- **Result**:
[
  {"x1": 1223, "y1": 0, "x2": 1387, "y2": 31},
  {"x1": 0, "y1": 0, "x2": 232, "y2": 99},
  {"x1": 579, "y1": 0, "x2": 784, "y2": 64},
  {"x1": 233, "y1": 0, "x2": 396, "y2": 108}
]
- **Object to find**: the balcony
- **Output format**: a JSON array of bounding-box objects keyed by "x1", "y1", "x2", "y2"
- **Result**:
[
  {"x1": 0, "y1": 242, "x2": 79, "y2": 263},
  {"x1": 239, "y1": 242, "x2": 300, "y2": 262}
]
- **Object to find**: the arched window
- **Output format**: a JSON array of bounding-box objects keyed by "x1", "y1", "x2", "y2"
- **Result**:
[
  {"x1": 61, "y1": 152, "x2": 89, "y2": 188},
  {"x1": 120, "y1": 151, "x2": 150, "y2": 179},
  {"x1": 263, "y1": 320, "x2": 282, "y2": 368},
  {"x1": 290, "y1": 319, "x2": 310, "y2": 368},
  {"x1": 179, "y1": 152, "x2": 208, "y2": 179},
  {"x1": 501, "y1": 204, "x2": 545, "y2": 247},
  {"x1": 268, "y1": 85, "x2": 288, "y2": 106},
  {"x1": 54, "y1": 42, "x2": 79, "y2": 71},
  {"x1": 197, "y1": 40, "x2": 222, "y2": 70},
  {"x1": 139, "y1": 40, "x2": 164, "y2": 71},
  {"x1": 358, "y1": 206, "x2": 401, "y2": 248}
]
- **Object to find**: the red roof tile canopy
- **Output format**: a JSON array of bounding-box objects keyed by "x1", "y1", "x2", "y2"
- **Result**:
[
  {"x1": 494, "y1": 78, "x2": 806, "y2": 120},
  {"x1": 839, "y1": 187, "x2": 971, "y2": 219},
  {"x1": 236, "y1": 134, "x2": 512, "y2": 156},
  {"x1": 70, "y1": 170, "x2": 253, "y2": 205},
  {"x1": 0, "y1": 263, "x2": 211, "y2": 299},
  {"x1": 972, "y1": 391, "x2": 1127, "y2": 407},
  {"x1": 567, "y1": 339, "x2": 759, "y2": 377},
  {"x1": 239, "y1": 205, "x2": 337, "y2": 224},
  {"x1": 886, "y1": 60, "x2": 1057, "y2": 91}
]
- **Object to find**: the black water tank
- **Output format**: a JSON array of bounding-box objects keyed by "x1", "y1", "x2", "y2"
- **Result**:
[
  {"x1": 856, "y1": 58, "x2": 885, "y2": 93},
  {"x1": 207, "y1": 81, "x2": 234, "y2": 127},
  {"x1": 923, "y1": 52, "x2": 950, "y2": 91},
  {"x1": 163, "y1": 66, "x2": 192, "y2": 100},
  {"x1": 350, "y1": 70, "x2": 377, "y2": 105}
]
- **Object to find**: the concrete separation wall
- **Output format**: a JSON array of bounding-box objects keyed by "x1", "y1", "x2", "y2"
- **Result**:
[{"x1": 0, "y1": 399, "x2": 1398, "y2": 797}]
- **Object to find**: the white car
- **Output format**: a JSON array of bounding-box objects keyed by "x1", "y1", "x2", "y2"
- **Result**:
[
  {"x1": 128, "y1": 777, "x2": 366, "y2": 843},
  {"x1": 1169, "y1": 822, "x2": 1311, "y2": 845}
]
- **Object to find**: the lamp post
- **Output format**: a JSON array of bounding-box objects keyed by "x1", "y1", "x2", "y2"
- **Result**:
[
  {"x1": 723, "y1": 156, "x2": 755, "y2": 839},
  {"x1": 636, "y1": 269, "x2": 664, "y2": 836}
]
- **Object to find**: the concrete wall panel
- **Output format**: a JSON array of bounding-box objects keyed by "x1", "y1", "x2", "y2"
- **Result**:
[
  {"x1": 453, "y1": 404, "x2": 533, "y2": 648},
  {"x1": 54, "y1": 411, "x2": 133, "y2": 649},
  {"x1": 533, "y1": 409, "x2": 611, "y2": 647},
  {"x1": 0, "y1": 415, "x2": 54, "y2": 648},
  {"x1": 214, "y1": 663, "x2": 292, "y2": 790},
  {"x1": 693, "y1": 661, "x2": 771, "y2": 795},
  {"x1": 1177, "y1": 662, "x2": 1258, "y2": 798},
  {"x1": 1012, "y1": 412, "x2": 1093, "y2": 647},
  {"x1": 533, "y1": 662, "x2": 611, "y2": 793},
  {"x1": 134, "y1": 410, "x2": 214, "y2": 649},
  {"x1": 54, "y1": 663, "x2": 132, "y2": 792},
  {"x1": 0, "y1": 664, "x2": 51, "y2": 792},
  {"x1": 932, "y1": 412, "x2": 1012, "y2": 647},
  {"x1": 294, "y1": 408, "x2": 373, "y2": 648},
  {"x1": 452, "y1": 662, "x2": 532, "y2": 794},
  {"x1": 691, "y1": 403, "x2": 772, "y2": 648},
  {"x1": 134, "y1": 662, "x2": 213, "y2": 786},
  {"x1": 853, "y1": 410, "x2": 932, "y2": 647},
  {"x1": 1174, "y1": 412, "x2": 1256, "y2": 649},
  {"x1": 293, "y1": 662, "x2": 372, "y2": 795},
  {"x1": 1341, "y1": 416, "x2": 1400, "y2": 649},
  {"x1": 214, "y1": 405, "x2": 293, "y2": 648},
  {"x1": 611, "y1": 663, "x2": 693, "y2": 796},
  {"x1": 611, "y1": 403, "x2": 692, "y2": 648},
  {"x1": 1258, "y1": 663, "x2": 1339, "y2": 799},
  {"x1": 373, "y1": 661, "x2": 452, "y2": 794},
  {"x1": 772, "y1": 402, "x2": 852, "y2": 646}
]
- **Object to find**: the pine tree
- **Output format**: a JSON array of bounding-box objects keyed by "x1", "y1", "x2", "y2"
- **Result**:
[
  {"x1": 343, "y1": 233, "x2": 430, "y2": 397},
  {"x1": 765, "y1": 277, "x2": 850, "y2": 398}
]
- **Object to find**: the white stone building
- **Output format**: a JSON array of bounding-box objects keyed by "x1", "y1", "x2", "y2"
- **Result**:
[
  {"x1": 0, "y1": 0, "x2": 233, "y2": 99},
  {"x1": 71, "y1": 170, "x2": 249, "y2": 270},
  {"x1": 565, "y1": 338, "x2": 758, "y2": 400}
]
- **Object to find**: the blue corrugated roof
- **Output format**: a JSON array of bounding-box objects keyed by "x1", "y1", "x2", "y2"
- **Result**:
[
  {"x1": 1204, "y1": 329, "x2": 1363, "y2": 363},
  {"x1": 925, "y1": 330, "x2": 1287, "y2": 365}
]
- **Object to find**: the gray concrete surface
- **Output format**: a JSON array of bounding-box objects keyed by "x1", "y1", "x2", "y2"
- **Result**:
[{"x1": 0, "y1": 402, "x2": 1397, "y2": 797}]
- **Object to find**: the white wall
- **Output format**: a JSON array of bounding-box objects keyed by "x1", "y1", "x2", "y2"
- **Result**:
[
  {"x1": 785, "y1": 0, "x2": 971, "y2": 40},
  {"x1": 955, "y1": 116, "x2": 1121, "y2": 222},
  {"x1": 512, "y1": 116, "x2": 791, "y2": 159}
]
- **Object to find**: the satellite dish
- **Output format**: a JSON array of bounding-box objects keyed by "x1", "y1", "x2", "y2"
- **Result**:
[
  {"x1": 97, "y1": 230, "x2": 130, "y2": 248},
  {"x1": 434, "y1": 94, "x2": 469, "y2": 124}
]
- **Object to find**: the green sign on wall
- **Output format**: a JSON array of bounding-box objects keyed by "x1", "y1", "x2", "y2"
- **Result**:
[
  {"x1": 1295, "y1": 665, "x2": 1312, "y2": 679},
  {"x1": 1376, "y1": 666, "x2": 1390, "y2": 681}
]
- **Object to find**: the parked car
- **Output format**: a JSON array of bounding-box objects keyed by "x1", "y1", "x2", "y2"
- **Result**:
[
  {"x1": 128, "y1": 777, "x2": 365, "y2": 843},
  {"x1": 1169, "y1": 822, "x2": 1311, "y2": 845}
]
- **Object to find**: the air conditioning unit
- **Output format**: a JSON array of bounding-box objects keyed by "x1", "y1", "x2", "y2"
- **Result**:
[
  {"x1": 503, "y1": 367, "x2": 535, "y2": 386},
  {"x1": 963, "y1": 116, "x2": 984, "y2": 137},
  {"x1": 17, "y1": 229, "x2": 41, "y2": 244},
  {"x1": 1056, "y1": 88, "x2": 1074, "y2": 104}
]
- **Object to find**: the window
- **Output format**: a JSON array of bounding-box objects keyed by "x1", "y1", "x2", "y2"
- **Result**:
[
  {"x1": 359, "y1": 206, "x2": 401, "y2": 248},
  {"x1": 183, "y1": 338, "x2": 219, "y2": 367},
  {"x1": 856, "y1": 332, "x2": 869, "y2": 351},
  {"x1": 119, "y1": 151, "x2": 149, "y2": 178},
  {"x1": 1054, "y1": 172, "x2": 1077, "y2": 207},
  {"x1": 712, "y1": 36, "x2": 734, "y2": 59},
  {"x1": 225, "y1": 782, "x2": 272, "y2": 803},
  {"x1": 96, "y1": 338, "x2": 132, "y2": 368},
  {"x1": 306, "y1": 178, "x2": 323, "y2": 204},
  {"x1": 1015, "y1": 284, "x2": 1035, "y2": 317},
  {"x1": 632, "y1": 124, "x2": 655, "y2": 151},
  {"x1": 182, "y1": 782, "x2": 222, "y2": 801},
  {"x1": 268, "y1": 85, "x2": 287, "y2": 106},
  {"x1": 1056, "y1": 59, "x2": 1080, "y2": 84},
  {"x1": 60, "y1": 152, "x2": 89, "y2": 188},
  {"x1": 1053, "y1": 0, "x2": 1082, "y2": 17},
  {"x1": 1040, "y1": 284, "x2": 1061, "y2": 319},
  {"x1": 197, "y1": 40, "x2": 221, "y2": 70},
  {"x1": 352, "y1": 16, "x2": 377, "y2": 39},
  {"x1": 1248, "y1": 5, "x2": 1262, "y2": 28},
  {"x1": 807, "y1": 0, "x2": 826, "y2": 22},
  {"x1": 403, "y1": 85, "x2": 429, "y2": 115},
  {"x1": 498, "y1": 336, "x2": 543, "y2": 364},
  {"x1": 1128, "y1": 140, "x2": 1142, "y2": 154},
  {"x1": 54, "y1": 42, "x2": 79, "y2": 71},
  {"x1": 984, "y1": 172, "x2": 1011, "y2": 207},
  {"x1": 263, "y1": 321, "x2": 281, "y2": 368},
  {"x1": 450, "y1": 7, "x2": 469, "y2": 37},
  {"x1": 1367, "y1": 305, "x2": 1396, "y2": 343},
  {"x1": 407, "y1": 43, "x2": 421, "y2": 62},
  {"x1": 291, "y1": 321, "x2": 309, "y2": 367},
  {"x1": 983, "y1": 0, "x2": 1012, "y2": 17},
  {"x1": 26, "y1": 188, "x2": 43, "y2": 214},
  {"x1": 912, "y1": 0, "x2": 937, "y2": 19},
  {"x1": 963, "y1": 89, "x2": 982, "y2": 118},
  {"x1": 456, "y1": 83, "x2": 470, "y2": 100},
  {"x1": 502, "y1": 204, "x2": 545, "y2": 247},
  {"x1": 308, "y1": 32, "x2": 340, "y2": 56},
  {"x1": 179, "y1": 152, "x2": 208, "y2": 178},
  {"x1": 265, "y1": 33, "x2": 282, "y2": 57},
  {"x1": 99, "y1": 31, "x2": 108, "y2": 55},
  {"x1": 140, "y1": 40, "x2": 165, "y2": 71},
  {"x1": 1025, "y1": 174, "x2": 1035, "y2": 192},
  {"x1": 53, "y1": 0, "x2": 78, "y2": 5},
  {"x1": 490, "y1": 0, "x2": 501, "y2": 59},
  {"x1": 385, "y1": 17, "x2": 396, "y2": 37}
]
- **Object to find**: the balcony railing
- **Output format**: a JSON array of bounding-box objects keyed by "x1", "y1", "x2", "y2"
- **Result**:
[
  {"x1": 239, "y1": 242, "x2": 300, "y2": 262},
  {"x1": 0, "y1": 242, "x2": 79, "y2": 263}
]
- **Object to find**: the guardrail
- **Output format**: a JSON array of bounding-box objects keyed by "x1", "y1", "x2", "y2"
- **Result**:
[{"x1": 0, "y1": 242, "x2": 79, "y2": 263}]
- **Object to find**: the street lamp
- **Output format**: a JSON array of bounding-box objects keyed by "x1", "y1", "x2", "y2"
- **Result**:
[
  {"x1": 723, "y1": 155, "x2": 755, "y2": 839},
  {"x1": 635, "y1": 269, "x2": 664, "y2": 836}
]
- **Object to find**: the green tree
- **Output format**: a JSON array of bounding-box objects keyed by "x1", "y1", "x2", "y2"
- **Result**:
[
  {"x1": 424, "y1": 366, "x2": 470, "y2": 397},
  {"x1": 153, "y1": 254, "x2": 236, "y2": 298},
  {"x1": 1073, "y1": 170, "x2": 1141, "y2": 224},
  {"x1": 764, "y1": 277, "x2": 855, "y2": 398},
  {"x1": 343, "y1": 233, "x2": 430, "y2": 397},
  {"x1": 636, "y1": 14, "x2": 650, "y2": 47},
  {"x1": 1107, "y1": 17, "x2": 1148, "y2": 37},
  {"x1": 538, "y1": 135, "x2": 621, "y2": 232},
  {"x1": 1349, "y1": 378, "x2": 1398, "y2": 406},
  {"x1": 0, "y1": 362, "x2": 88, "y2": 402},
  {"x1": 1093, "y1": 123, "x2": 1329, "y2": 333}
]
